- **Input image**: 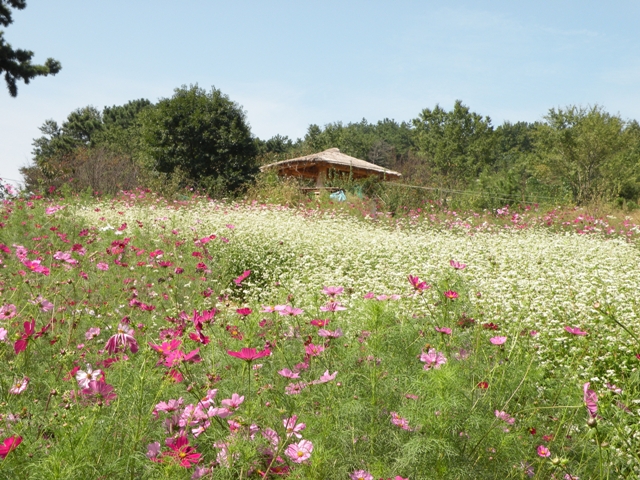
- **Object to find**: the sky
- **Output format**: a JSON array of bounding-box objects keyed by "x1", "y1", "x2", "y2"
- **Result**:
[{"x1": 2, "y1": 0, "x2": 640, "y2": 187}]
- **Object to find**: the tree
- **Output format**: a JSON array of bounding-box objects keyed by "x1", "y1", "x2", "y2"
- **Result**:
[
  {"x1": 412, "y1": 100, "x2": 495, "y2": 189},
  {"x1": 1, "y1": 1, "x2": 61, "y2": 96},
  {"x1": 139, "y1": 85, "x2": 258, "y2": 193},
  {"x1": 536, "y1": 105, "x2": 635, "y2": 204}
]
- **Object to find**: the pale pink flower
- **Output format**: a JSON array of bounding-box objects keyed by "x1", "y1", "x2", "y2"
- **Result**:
[
  {"x1": 9, "y1": 377, "x2": 28, "y2": 395},
  {"x1": 96, "y1": 262, "x2": 109, "y2": 271},
  {"x1": 319, "y1": 302, "x2": 346, "y2": 312},
  {"x1": 32, "y1": 295, "x2": 54, "y2": 312},
  {"x1": 317, "y1": 328, "x2": 343, "y2": 338},
  {"x1": 221, "y1": 393, "x2": 244, "y2": 410},
  {"x1": 146, "y1": 441, "x2": 161, "y2": 460},
  {"x1": 285, "y1": 382, "x2": 307, "y2": 395},
  {"x1": 495, "y1": 410, "x2": 515, "y2": 425},
  {"x1": 262, "y1": 427, "x2": 280, "y2": 447},
  {"x1": 313, "y1": 370, "x2": 337, "y2": 384},
  {"x1": 420, "y1": 348, "x2": 447, "y2": 370},
  {"x1": 0, "y1": 304, "x2": 17, "y2": 320},
  {"x1": 435, "y1": 326, "x2": 452, "y2": 335},
  {"x1": 0, "y1": 328, "x2": 6, "y2": 342},
  {"x1": 490, "y1": 336, "x2": 507, "y2": 345},
  {"x1": 449, "y1": 259, "x2": 467, "y2": 269},
  {"x1": 278, "y1": 368, "x2": 300, "y2": 379},
  {"x1": 207, "y1": 407, "x2": 232, "y2": 418},
  {"x1": 283, "y1": 415, "x2": 306, "y2": 438},
  {"x1": 363, "y1": 292, "x2": 376, "y2": 299},
  {"x1": 278, "y1": 305, "x2": 304, "y2": 316},
  {"x1": 390, "y1": 412, "x2": 412, "y2": 431},
  {"x1": 75, "y1": 364, "x2": 102, "y2": 389},
  {"x1": 606, "y1": 383, "x2": 622, "y2": 394},
  {"x1": 537, "y1": 445, "x2": 550, "y2": 457},
  {"x1": 285, "y1": 439, "x2": 313, "y2": 463},
  {"x1": 322, "y1": 286, "x2": 344, "y2": 297},
  {"x1": 351, "y1": 470, "x2": 374, "y2": 480},
  {"x1": 81, "y1": 380, "x2": 117, "y2": 405},
  {"x1": 85, "y1": 327, "x2": 101, "y2": 340}
]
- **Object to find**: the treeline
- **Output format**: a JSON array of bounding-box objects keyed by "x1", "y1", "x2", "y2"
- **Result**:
[{"x1": 22, "y1": 85, "x2": 640, "y2": 208}]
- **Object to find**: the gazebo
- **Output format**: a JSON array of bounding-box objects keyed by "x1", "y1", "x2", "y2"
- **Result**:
[{"x1": 259, "y1": 148, "x2": 402, "y2": 188}]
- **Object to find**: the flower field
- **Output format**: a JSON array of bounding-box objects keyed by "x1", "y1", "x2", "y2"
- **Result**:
[{"x1": 0, "y1": 191, "x2": 639, "y2": 479}]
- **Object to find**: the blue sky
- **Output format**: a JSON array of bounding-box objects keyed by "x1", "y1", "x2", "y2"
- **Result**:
[{"x1": 2, "y1": 0, "x2": 640, "y2": 186}]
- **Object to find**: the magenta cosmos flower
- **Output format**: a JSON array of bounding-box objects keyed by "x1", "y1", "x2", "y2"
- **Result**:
[
  {"x1": 163, "y1": 436, "x2": 202, "y2": 467},
  {"x1": 81, "y1": 380, "x2": 117, "y2": 405},
  {"x1": 234, "y1": 270, "x2": 251, "y2": 285},
  {"x1": 0, "y1": 436, "x2": 22, "y2": 459},
  {"x1": 408, "y1": 275, "x2": 429, "y2": 291},
  {"x1": 351, "y1": 470, "x2": 374, "y2": 480},
  {"x1": 490, "y1": 336, "x2": 507, "y2": 345},
  {"x1": 449, "y1": 259, "x2": 467, "y2": 269},
  {"x1": 443, "y1": 290, "x2": 459, "y2": 300},
  {"x1": 435, "y1": 326, "x2": 452, "y2": 335},
  {"x1": 285, "y1": 439, "x2": 313, "y2": 463},
  {"x1": 226, "y1": 347, "x2": 271, "y2": 362},
  {"x1": 583, "y1": 382, "x2": 598, "y2": 418},
  {"x1": 105, "y1": 323, "x2": 139, "y2": 354},
  {"x1": 564, "y1": 326, "x2": 588, "y2": 336}
]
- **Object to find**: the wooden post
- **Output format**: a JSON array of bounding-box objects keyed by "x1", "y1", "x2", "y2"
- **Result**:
[{"x1": 315, "y1": 164, "x2": 327, "y2": 188}]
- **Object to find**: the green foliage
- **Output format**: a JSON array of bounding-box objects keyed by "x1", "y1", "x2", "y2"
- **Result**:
[
  {"x1": 0, "y1": 0, "x2": 61, "y2": 96},
  {"x1": 139, "y1": 85, "x2": 258, "y2": 194},
  {"x1": 411, "y1": 100, "x2": 496, "y2": 189},
  {"x1": 536, "y1": 105, "x2": 635, "y2": 205}
]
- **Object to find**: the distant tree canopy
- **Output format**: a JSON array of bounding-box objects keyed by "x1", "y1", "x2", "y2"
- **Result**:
[
  {"x1": 139, "y1": 85, "x2": 258, "y2": 193},
  {"x1": 0, "y1": 0, "x2": 61, "y2": 96},
  {"x1": 23, "y1": 91, "x2": 640, "y2": 207}
]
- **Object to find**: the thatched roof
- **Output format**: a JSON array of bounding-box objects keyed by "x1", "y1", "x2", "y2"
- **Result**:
[{"x1": 260, "y1": 148, "x2": 402, "y2": 181}]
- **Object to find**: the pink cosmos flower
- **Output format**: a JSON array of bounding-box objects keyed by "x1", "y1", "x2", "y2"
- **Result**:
[
  {"x1": 537, "y1": 445, "x2": 551, "y2": 457},
  {"x1": 317, "y1": 328, "x2": 343, "y2": 338},
  {"x1": 163, "y1": 436, "x2": 201, "y2": 467},
  {"x1": 278, "y1": 368, "x2": 300, "y2": 379},
  {"x1": 234, "y1": 270, "x2": 251, "y2": 285},
  {"x1": 495, "y1": 410, "x2": 515, "y2": 425},
  {"x1": 283, "y1": 415, "x2": 306, "y2": 438},
  {"x1": 606, "y1": 383, "x2": 622, "y2": 394},
  {"x1": 319, "y1": 302, "x2": 346, "y2": 312},
  {"x1": 227, "y1": 347, "x2": 271, "y2": 362},
  {"x1": 390, "y1": 412, "x2": 412, "y2": 431},
  {"x1": 207, "y1": 407, "x2": 232, "y2": 418},
  {"x1": 363, "y1": 291, "x2": 376, "y2": 299},
  {"x1": 162, "y1": 348, "x2": 202, "y2": 368},
  {"x1": 14, "y1": 319, "x2": 35, "y2": 354},
  {"x1": 0, "y1": 436, "x2": 22, "y2": 459},
  {"x1": 310, "y1": 318, "x2": 330, "y2": 327},
  {"x1": 9, "y1": 377, "x2": 29, "y2": 395},
  {"x1": 154, "y1": 398, "x2": 184, "y2": 415},
  {"x1": 81, "y1": 380, "x2": 117, "y2": 405},
  {"x1": 285, "y1": 439, "x2": 313, "y2": 463},
  {"x1": 32, "y1": 295, "x2": 54, "y2": 312},
  {"x1": 285, "y1": 382, "x2": 307, "y2": 395},
  {"x1": 45, "y1": 205, "x2": 64, "y2": 215},
  {"x1": 221, "y1": 393, "x2": 245, "y2": 410},
  {"x1": 146, "y1": 441, "x2": 161, "y2": 460},
  {"x1": 304, "y1": 343, "x2": 325, "y2": 356},
  {"x1": 443, "y1": 290, "x2": 459, "y2": 300},
  {"x1": 0, "y1": 328, "x2": 6, "y2": 342},
  {"x1": 96, "y1": 262, "x2": 109, "y2": 271},
  {"x1": 435, "y1": 326, "x2": 452, "y2": 335},
  {"x1": 312, "y1": 370, "x2": 338, "y2": 384},
  {"x1": 490, "y1": 336, "x2": 507, "y2": 345},
  {"x1": 322, "y1": 286, "x2": 344, "y2": 297},
  {"x1": 0, "y1": 304, "x2": 17, "y2": 320},
  {"x1": 105, "y1": 323, "x2": 139, "y2": 354},
  {"x1": 564, "y1": 326, "x2": 588, "y2": 336},
  {"x1": 262, "y1": 428, "x2": 280, "y2": 447},
  {"x1": 278, "y1": 305, "x2": 304, "y2": 316},
  {"x1": 85, "y1": 327, "x2": 101, "y2": 340},
  {"x1": 22, "y1": 259, "x2": 50, "y2": 275},
  {"x1": 583, "y1": 382, "x2": 598, "y2": 418},
  {"x1": 236, "y1": 307, "x2": 252, "y2": 316},
  {"x1": 351, "y1": 470, "x2": 374, "y2": 480},
  {"x1": 149, "y1": 339, "x2": 182, "y2": 355},
  {"x1": 75, "y1": 364, "x2": 102, "y2": 388},
  {"x1": 408, "y1": 275, "x2": 429, "y2": 291},
  {"x1": 420, "y1": 348, "x2": 447, "y2": 370},
  {"x1": 449, "y1": 259, "x2": 467, "y2": 269}
]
